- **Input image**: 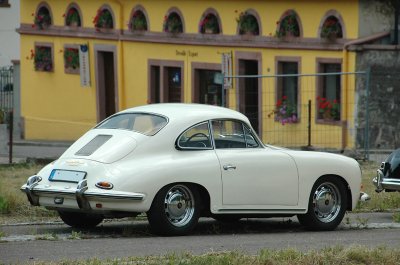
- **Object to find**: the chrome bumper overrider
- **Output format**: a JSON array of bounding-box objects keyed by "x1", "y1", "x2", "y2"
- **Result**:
[
  {"x1": 21, "y1": 175, "x2": 145, "y2": 210},
  {"x1": 373, "y1": 169, "x2": 400, "y2": 192}
]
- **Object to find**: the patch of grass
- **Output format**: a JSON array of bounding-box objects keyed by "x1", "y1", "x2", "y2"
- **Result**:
[
  {"x1": 18, "y1": 246, "x2": 400, "y2": 264},
  {"x1": 0, "y1": 162, "x2": 58, "y2": 224},
  {"x1": 68, "y1": 231, "x2": 82, "y2": 240},
  {"x1": 356, "y1": 161, "x2": 400, "y2": 212},
  {"x1": 35, "y1": 233, "x2": 58, "y2": 241},
  {"x1": 393, "y1": 212, "x2": 400, "y2": 223}
]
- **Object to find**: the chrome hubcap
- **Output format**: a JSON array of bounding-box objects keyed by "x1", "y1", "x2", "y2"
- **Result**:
[
  {"x1": 164, "y1": 185, "x2": 195, "y2": 227},
  {"x1": 312, "y1": 182, "x2": 341, "y2": 223}
]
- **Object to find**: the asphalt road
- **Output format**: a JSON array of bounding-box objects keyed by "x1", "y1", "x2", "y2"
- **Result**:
[{"x1": 1, "y1": 212, "x2": 400, "y2": 263}]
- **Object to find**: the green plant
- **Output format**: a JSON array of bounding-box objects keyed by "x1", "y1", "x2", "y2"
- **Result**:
[
  {"x1": 64, "y1": 48, "x2": 79, "y2": 70},
  {"x1": 317, "y1": 96, "x2": 340, "y2": 120},
  {"x1": 0, "y1": 196, "x2": 9, "y2": 214},
  {"x1": 130, "y1": 10, "x2": 147, "y2": 31},
  {"x1": 163, "y1": 13, "x2": 182, "y2": 33},
  {"x1": 268, "y1": 95, "x2": 298, "y2": 125},
  {"x1": 275, "y1": 10, "x2": 300, "y2": 38},
  {"x1": 33, "y1": 46, "x2": 53, "y2": 72},
  {"x1": 33, "y1": 8, "x2": 51, "y2": 29},
  {"x1": 64, "y1": 8, "x2": 81, "y2": 26},
  {"x1": 321, "y1": 16, "x2": 343, "y2": 39},
  {"x1": 393, "y1": 212, "x2": 400, "y2": 223},
  {"x1": 68, "y1": 231, "x2": 82, "y2": 240},
  {"x1": 199, "y1": 14, "x2": 219, "y2": 34},
  {"x1": 93, "y1": 8, "x2": 113, "y2": 29},
  {"x1": 235, "y1": 11, "x2": 259, "y2": 35}
]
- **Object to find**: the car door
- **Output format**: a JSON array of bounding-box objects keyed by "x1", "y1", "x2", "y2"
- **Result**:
[{"x1": 212, "y1": 120, "x2": 299, "y2": 207}]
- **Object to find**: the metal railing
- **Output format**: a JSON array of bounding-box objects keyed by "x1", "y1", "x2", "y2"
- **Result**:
[{"x1": 224, "y1": 71, "x2": 370, "y2": 158}]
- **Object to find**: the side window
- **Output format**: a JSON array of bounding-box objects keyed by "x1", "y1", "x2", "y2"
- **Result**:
[
  {"x1": 212, "y1": 120, "x2": 246, "y2": 149},
  {"x1": 177, "y1": 122, "x2": 212, "y2": 149}
]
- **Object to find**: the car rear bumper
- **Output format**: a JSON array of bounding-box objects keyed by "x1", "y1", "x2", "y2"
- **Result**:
[
  {"x1": 373, "y1": 169, "x2": 400, "y2": 192},
  {"x1": 21, "y1": 175, "x2": 145, "y2": 211}
]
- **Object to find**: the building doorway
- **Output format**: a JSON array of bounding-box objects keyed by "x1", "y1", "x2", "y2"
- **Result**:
[
  {"x1": 238, "y1": 58, "x2": 260, "y2": 134},
  {"x1": 95, "y1": 46, "x2": 118, "y2": 122}
]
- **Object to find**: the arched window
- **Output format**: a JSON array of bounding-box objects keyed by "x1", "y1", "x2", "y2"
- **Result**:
[
  {"x1": 130, "y1": 8, "x2": 148, "y2": 31},
  {"x1": 64, "y1": 4, "x2": 82, "y2": 27},
  {"x1": 163, "y1": 11, "x2": 183, "y2": 33},
  {"x1": 33, "y1": 3, "x2": 52, "y2": 30},
  {"x1": 276, "y1": 10, "x2": 301, "y2": 38},
  {"x1": 199, "y1": 11, "x2": 221, "y2": 34},
  {"x1": 93, "y1": 5, "x2": 114, "y2": 29},
  {"x1": 236, "y1": 10, "x2": 260, "y2": 35},
  {"x1": 320, "y1": 15, "x2": 343, "y2": 39}
]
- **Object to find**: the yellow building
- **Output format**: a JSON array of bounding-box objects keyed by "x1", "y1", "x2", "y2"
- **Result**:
[{"x1": 20, "y1": 0, "x2": 366, "y2": 150}]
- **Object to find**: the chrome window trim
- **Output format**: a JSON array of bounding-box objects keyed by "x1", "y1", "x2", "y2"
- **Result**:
[{"x1": 176, "y1": 121, "x2": 214, "y2": 150}]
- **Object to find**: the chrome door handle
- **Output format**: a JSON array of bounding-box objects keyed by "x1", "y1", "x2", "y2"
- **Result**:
[{"x1": 223, "y1": 164, "x2": 236, "y2": 170}]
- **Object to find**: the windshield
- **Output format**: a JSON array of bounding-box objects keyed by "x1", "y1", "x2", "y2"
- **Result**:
[{"x1": 96, "y1": 113, "x2": 168, "y2": 136}]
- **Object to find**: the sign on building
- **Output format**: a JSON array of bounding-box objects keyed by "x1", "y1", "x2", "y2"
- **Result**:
[
  {"x1": 221, "y1": 52, "x2": 232, "y2": 89},
  {"x1": 79, "y1": 44, "x2": 90, "y2": 87}
]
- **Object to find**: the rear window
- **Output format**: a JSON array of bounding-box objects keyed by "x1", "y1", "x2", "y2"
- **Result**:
[{"x1": 96, "y1": 113, "x2": 168, "y2": 136}]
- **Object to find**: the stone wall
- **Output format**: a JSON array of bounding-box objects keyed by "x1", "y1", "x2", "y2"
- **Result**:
[
  {"x1": 359, "y1": 0, "x2": 394, "y2": 38},
  {"x1": 356, "y1": 50, "x2": 400, "y2": 151}
]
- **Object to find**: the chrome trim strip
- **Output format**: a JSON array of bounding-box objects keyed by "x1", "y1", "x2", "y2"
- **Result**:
[
  {"x1": 84, "y1": 192, "x2": 144, "y2": 201},
  {"x1": 217, "y1": 209, "x2": 305, "y2": 213},
  {"x1": 22, "y1": 186, "x2": 145, "y2": 201}
]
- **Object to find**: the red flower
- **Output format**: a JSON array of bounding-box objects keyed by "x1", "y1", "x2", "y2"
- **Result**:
[
  {"x1": 276, "y1": 100, "x2": 282, "y2": 107},
  {"x1": 282, "y1": 95, "x2": 288, "y2": 100}
]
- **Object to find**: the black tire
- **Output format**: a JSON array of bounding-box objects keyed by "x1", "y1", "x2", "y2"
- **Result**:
[
  {"x1": 297, "y1": 176, "x2": 347, "y2": 231},
  {"x1": 58, "y1": 211, "x2": 104, "y2": 229},
  {"x1": 147, "y1": 184, "x2": 201, "y2": 236}
]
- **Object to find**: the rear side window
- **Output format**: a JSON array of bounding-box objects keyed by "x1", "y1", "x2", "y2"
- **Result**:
[
  {"x1": 96, "y1": 113, "x2": 168, "y2": 136},
  {"x1": 177, "y1": 122, "x2": 212, "y2": 150}
]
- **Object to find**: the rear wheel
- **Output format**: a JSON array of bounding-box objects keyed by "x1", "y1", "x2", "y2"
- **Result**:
[
  {"x1": 147, "y1": 184, "x2": 200, "y2": 236},
  {"x1": 58, "y1": 211, "x2": 104, "y2": 229},
  {"x1": 297, "y1": 176, "x2": 347, "y2": 231}
]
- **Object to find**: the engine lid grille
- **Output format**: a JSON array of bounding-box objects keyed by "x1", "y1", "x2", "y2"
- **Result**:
[{"x1": 75, "y1": 135, "x2": 112, "y2": 156}]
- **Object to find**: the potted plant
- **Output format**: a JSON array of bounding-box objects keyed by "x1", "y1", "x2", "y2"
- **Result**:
[
  {"x1": 163, "y1": 13, "x2": 182, "y2": 34},
  {"x1": 130, "y1": 10, "x2": 147, "y2": 31},
  {"x1": 275, "y1": 11, "x2": 300, "y2": 38},
  {"x1": 199, "y1": 14, "x2": 219, "y2": 34},
  {"x1": 268, "y1": 95, "x2": 298, "y2": 125},
  {"x1": 235, "y1": 11, "x2": 259, "y2": 35},
  {"x1": 317, "y1": 97, "x2": 340, "y2": 121},
  {"x1": 33, "y1": 8, "x2": 51, "y2": 29},
  {"x1": 93, "y1": 8, "x2": 113, "y2": 30},
  {"x1": 34, "y1": 46, "x2": 53, "y2": 72},
  {"x1": 64, "y1": 8, "x2": 81, "y2": 27},
  {"x1": 64, "y1": 48, "x2": 79, "y2": 71},
  {"x1": 320, "y1": 17, "x2": 342, "y2": 40}
]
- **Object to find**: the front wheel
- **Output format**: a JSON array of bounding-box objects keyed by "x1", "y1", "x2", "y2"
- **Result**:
[
  {"x1": 147, "y1": 184, "x2": 201, "y2": 236},
  {"x1": 297, "y1": 176, "x2": 347, "y2": 231},
  {"x1": 58, "y1": 211, "x2": 104, "y2": 229}
]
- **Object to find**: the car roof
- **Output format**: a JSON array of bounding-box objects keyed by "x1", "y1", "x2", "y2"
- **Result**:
[{"x1": 119, "y1": 103, "x2": 249, "y2": 122}]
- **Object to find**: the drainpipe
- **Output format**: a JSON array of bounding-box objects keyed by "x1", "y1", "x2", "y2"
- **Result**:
[
  {"x1": 111, "y1": 0, "x2": 125, "y2": 110},
  {"x1": 394, "y1": 0, "x2": 399, "y2": 45}
]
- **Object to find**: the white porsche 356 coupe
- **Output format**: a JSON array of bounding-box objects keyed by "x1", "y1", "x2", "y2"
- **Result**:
[{"x1": 21, "y1": 103, "x2": 362, "y2": 235}]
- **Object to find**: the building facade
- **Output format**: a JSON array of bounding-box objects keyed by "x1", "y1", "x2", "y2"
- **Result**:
[
  {"x1": 0, "y1": 0, "x2": 20, "y2": 67},
  {"x1": 20, "y1": 0, "x2": 387, "y2": 152}
]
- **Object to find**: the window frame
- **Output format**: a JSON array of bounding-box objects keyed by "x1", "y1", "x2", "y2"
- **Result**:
[
  {"x1": 315, "y1": 58, "x2": 342, "y2": 124},
  {"x1": 63, "y1": 44, "x2": 80, "y2": 74},
  {"x1": 0, "y1": 0, "x2": 10, "y2": 8},
  {"x1": 275, "y1": 57, "x2": 301, "y2": 123}
]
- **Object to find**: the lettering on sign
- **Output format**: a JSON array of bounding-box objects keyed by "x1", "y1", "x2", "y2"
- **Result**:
[
  {"x1": 79, "y1": 44, "x2": 91, "y2": 87},
  {"x1": 176, "y1": 50, "x2": 198, "y2": 57}
]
